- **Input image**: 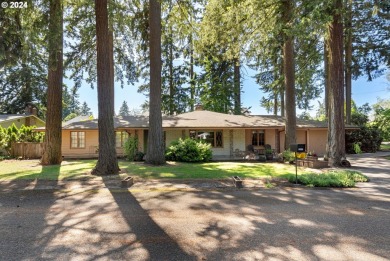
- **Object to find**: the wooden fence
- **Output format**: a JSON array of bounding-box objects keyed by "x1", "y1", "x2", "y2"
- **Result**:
[{"x1": 11, "y1": 142, "x2": 43, "y2": 159}]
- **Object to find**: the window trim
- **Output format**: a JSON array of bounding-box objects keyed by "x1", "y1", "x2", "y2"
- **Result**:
[
  {"x1": 251, "y1": 129, "x2": 265, "y2": 146},
  {"x1": 115, "y1": 131, "x2": 129, "y2": 148},
  {"x1": 70, "y1": 131, "x2": 86, "y2": 149}
]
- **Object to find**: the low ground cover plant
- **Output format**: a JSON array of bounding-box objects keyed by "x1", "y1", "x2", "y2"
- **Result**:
[{"x1": 288, "y1": 170, "x2": 369, "y2": 187}]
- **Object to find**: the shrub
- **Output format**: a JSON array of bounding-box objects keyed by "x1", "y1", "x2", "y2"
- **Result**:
[
  {"x1": 165, "y1": 138, "x2": 212, "y2": 162},
  {"x1": 282, "y1": 149, "x2": 295, "y2": 163},
  {"x1": 288, "y1": 170, "x2": 368, "y2": 187},
  {"x1": 346, "y1": 127, "x2": 382, "y2": 153},
  {"x1": 123, "y1": 136, "x2": 142, "y2": 161}
]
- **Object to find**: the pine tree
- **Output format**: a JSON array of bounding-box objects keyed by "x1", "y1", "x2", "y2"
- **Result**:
[
  {"x1": 92, "y1": 0, "x2": 119, "y2": 175},
  {"x1": 41, "y1": 0, "x2": 63, "y2": 165},
  {"x1": 80, "y1": 101, "x2": 92, "y2": 116},
  {"x1": 118, "y1": 101, "x2": 130, "y2": 116},
  {"x1": 327, "y1": 0, "x2": 346, "y2": 167},
  {"x1": 145, "y1": 0, "x2": 165, "y2": 165}
]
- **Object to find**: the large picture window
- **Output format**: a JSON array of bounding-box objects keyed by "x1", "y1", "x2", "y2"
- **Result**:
[
  {"x1": 189, "y1": 130, "x2": 223, "y2": 148},
  {"x1": 70, "y1": 131, "x2": 85, "y2": 148},
  {"x1": 116, "y1": 131, "x2": 129, "y2": 148},
  {"x1": 252, "y1": 130, "x2": 265, "y2": 146}
]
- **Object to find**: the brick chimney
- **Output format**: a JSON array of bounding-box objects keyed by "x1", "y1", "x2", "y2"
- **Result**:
[{"x1": 25, "y1": 103, "x2": 37, "y2": 116}]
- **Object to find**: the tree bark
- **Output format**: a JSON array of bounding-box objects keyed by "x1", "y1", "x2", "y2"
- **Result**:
[
  {"x1": 344, "y1": 0, "x2": 352, "y2": 124},
  {"x1": 233, "y1": 58, "x2": 241, "y2": 115},
  {"x1": 282, "y1": 0, "x2": 296, "y2": 149},
  {"x1": 92, "y1": 0, "x2": 119, "y2": 175},
  {"x1": 145, "y1": 0, "x2": 165, "y2": 165},
  {"x1": 41, "y1": 0, "x2": 63, "y2": 165},
  {"x1": 324, "y1": 40, "x2": 329, "y2": 120},
  {"x1": 327, "y1": 0, "x2": 346, "y2": 167}
]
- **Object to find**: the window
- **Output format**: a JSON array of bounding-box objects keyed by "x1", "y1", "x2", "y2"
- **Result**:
[
  {"x1": 252, "y1": 130, "x2": 265, "y2": 146},
  {"x1": 116, "y1": 131, "x2": 129, "y2": 148},
  {"x1": 70, "y1": 132, "x2": 85, "y2": 148},
  {"x1": 189, "y1": 130, "x2": 223, "y2": 148}
]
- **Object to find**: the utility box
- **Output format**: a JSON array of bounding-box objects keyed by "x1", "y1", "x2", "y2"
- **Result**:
[{"x1": 290, "y1": 144, "x2": 306, "y2": 153}]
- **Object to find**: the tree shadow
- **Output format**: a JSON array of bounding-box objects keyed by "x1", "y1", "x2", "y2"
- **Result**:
[
  {"x1": 0, "y1": 163, "x2": 61, "y2": 260},
  {"x1": 104, "y1": 177, "x2": 196, "y2": 260}
]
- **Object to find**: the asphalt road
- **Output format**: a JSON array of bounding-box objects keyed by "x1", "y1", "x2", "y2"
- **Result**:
[{"x1": 0, "y1": 153, "x2": 389, "y2": 261}]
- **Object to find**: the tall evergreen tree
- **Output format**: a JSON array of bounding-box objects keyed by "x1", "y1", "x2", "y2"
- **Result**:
[
  {"x1": 92, "y1": 0, "x2": 119, "y2": 175},
  {"x1": 118, "y1": 100, "x2": 130, "y2": 116},
  {"x1": 145, "y1": 0, "x2": 165, "y2": 165},
  {"x1": 0, "y1": 4, "x2": 48, "y2": 118},
  {"x1": 41, "y1": 0, "x2": 63, "y2": 165},
  {"x1": 281, "y1": 0, "x2": 296, "y2": 149},
  {"x1": 327, "y1": 0, "x2": 346, "y2": 167},
  {"x1": 80, "y1": 101, "x2": 92, "y2": 116}
]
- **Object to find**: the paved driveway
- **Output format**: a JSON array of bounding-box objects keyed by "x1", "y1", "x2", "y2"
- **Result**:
[{"x1": 0, "y1": 152, "x2": 389, "y2": 260}]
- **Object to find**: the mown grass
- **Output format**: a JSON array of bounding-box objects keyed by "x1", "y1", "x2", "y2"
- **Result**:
[
  {"x1": 0, "y1": 159, "x2": 97, "y2": 180},
  {"x1": 287, "y1": 170, "x2": 369, "y2": 188},
  {"x1": 0, "y1": 159, "x2": 311, "y2": 181},
  {"x1": 380, "y1": 142, "x2": 390, "y2": 151},
  {"x1": 0, "y1": 160, "x2": 368, "y2": 188}
]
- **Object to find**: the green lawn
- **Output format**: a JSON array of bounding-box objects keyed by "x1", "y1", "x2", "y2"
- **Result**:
[
  {"x1": 380, "y1": 142, "x2": 390, "y2": 151},
  {"x1": 0, "y1": 159, "x2": 311, "y2": 181}
]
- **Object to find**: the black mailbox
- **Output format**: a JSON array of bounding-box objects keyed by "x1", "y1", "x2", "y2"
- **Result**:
[{"x1": 290, "y1": 144, "x2": 306, "y2": 152}]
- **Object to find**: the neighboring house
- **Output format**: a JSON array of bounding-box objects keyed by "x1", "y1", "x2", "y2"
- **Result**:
[
  {"x1": 53, "y1": 107, "x2": 357, "y2": 159},
  {"x1": 0, "y1": 104, "x2": 45, "y2": 129},
  {"x1": 0, "y1": 111, "x2": 45, "y2": 128}
]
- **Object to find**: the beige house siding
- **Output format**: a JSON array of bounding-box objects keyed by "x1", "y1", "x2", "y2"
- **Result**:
[
  {"x1": 232, "y1": 129, "x2": 246, "y2": 152},
  {"x1": 307, "y1": 130, "x2": 327, "y2": 156},
  {"x1": 62, "y1": 130, "x2": 99, "y2": 158},
  {"x1": 297, "y1": 130, "x2": 306, "y2": 144},
  {"x1": 279, "y1": 129, "x2": 328, "y2": 156}
]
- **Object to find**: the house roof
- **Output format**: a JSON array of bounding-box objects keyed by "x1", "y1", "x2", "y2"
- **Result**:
[
  {"x1": 0, "y1": 114, "x2": 45, "y2": 125},
  {"x1": 62, "y1": 115, "x2": 93, "y2": 127},
  {"x1": 58, "y1": 110, "x2": 356, "y2": 130}
]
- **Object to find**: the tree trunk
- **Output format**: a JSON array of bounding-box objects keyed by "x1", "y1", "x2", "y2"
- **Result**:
[
  {"x1": 169, "y1": 35, "x2": 174, "y2": 115},
  {"x1": 280, "y1": 60, "x2": 285, "y2": 117},
  {"x1": 327, "y1": 0, "x2": 345, "y2": 167},
  {"x1": 41, "y1": 0, "x2": 63, "y2": 165},
  {"x1": 233, "y1": 58, "x2": 241, "y2": 115},
  {"x1": 324, "y1": 40, "x2": 329, "y2": 120},
  {"x1": 145, "y1": 0, "x2": 165, "y2": 165},
  {"x1": 282, "y1": 0, "x2": 296, "y2": 149},
  {"x1": 92, "y1": 0, "x2": 119, "y2": 175},
  {"x1": 344, "y1": 0, "x2": 352, "y2": 124},
  {"x1": 109, "y1": 29, "x2": 115, "y2": 115}
]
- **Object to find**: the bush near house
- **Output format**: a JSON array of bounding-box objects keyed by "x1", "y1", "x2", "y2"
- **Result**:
[
  {"x1": 165, "y1": 138, "x2": 212, "y2": 162},
  {"x1": 345, "y1": 127, "x2": 382, "y2": 153},
  {"x1": 0, "y1": 124, "x2": 44, "y2": 155},
  {"x1": 123, "y1": 136, "x2": 144, "y2": 161}
]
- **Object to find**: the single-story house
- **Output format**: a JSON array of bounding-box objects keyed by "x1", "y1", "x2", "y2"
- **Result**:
[
  {"x1": 0, "y1": 104, "x2": 45, "y2": 129},
  {"x1": 0, "y1": 109, "x2": 45, "y2": 129},
  {"x1": 53, "y1": 108, "x2": 357, "y2": 159}
]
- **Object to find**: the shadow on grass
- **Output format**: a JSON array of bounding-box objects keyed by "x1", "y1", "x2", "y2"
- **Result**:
[{"x1": 119, "y1": 160, "x2": 298, "y2": 179}]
